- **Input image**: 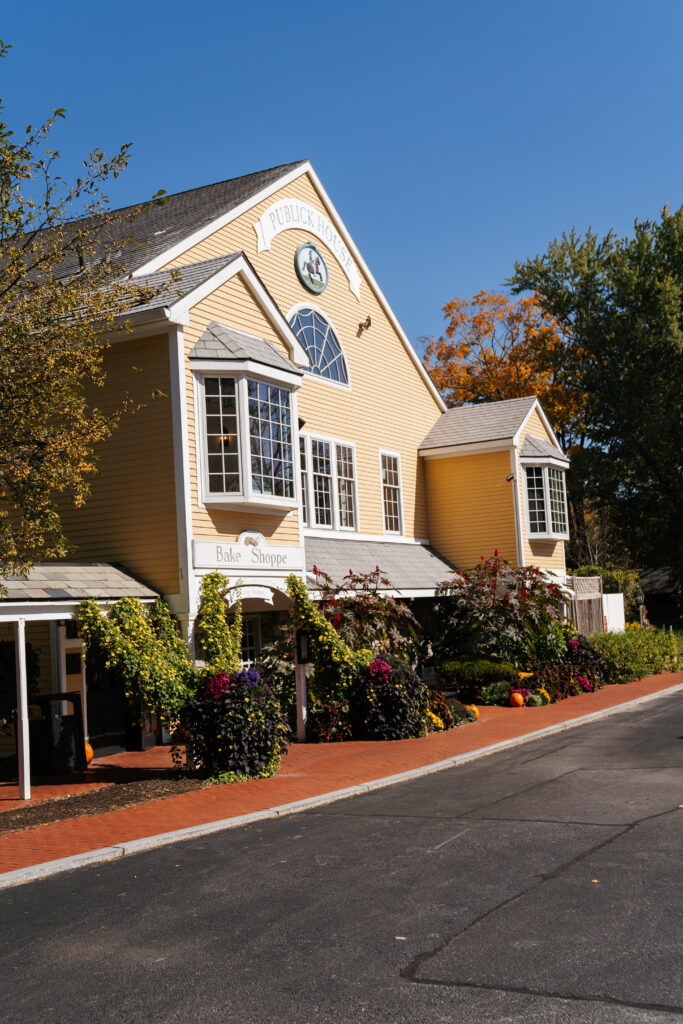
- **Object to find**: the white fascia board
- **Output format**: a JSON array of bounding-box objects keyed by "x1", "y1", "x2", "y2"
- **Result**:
[
  {"x1": 520, "y1": 454, "x2": 570, "y2": 469},
  {"x1": 131, "y1": 163, "x2": 312, "y2": 277},
  {"x1": 130, "y1": 161, "x2": 444, "y2": 411},
  {"x1": 513, "y1": 398, "x2": 565, "y2": 455},
  {"x1": 166, "y1": 256, "x2": 309, "y2": 367},
  {"x1": 0, "y1": 599, "x2": 156, "y2": 622},
  {"x1": 419, "y1": 439, "x2": 514, "y2": 458},
  {"x1": 189, "y1": 359, "x2": 303, "y2": 388}
]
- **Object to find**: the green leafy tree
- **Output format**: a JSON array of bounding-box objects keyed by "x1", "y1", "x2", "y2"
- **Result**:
[
  {"x1": 0, "y1": 40, "x2": 165, "y2": 581},
  {"x1": 508, "y1": 210, "x2": 683, "y2": 574}
]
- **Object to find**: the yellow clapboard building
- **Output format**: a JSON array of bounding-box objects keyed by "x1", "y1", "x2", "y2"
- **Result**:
[{"x1": 1, "y1": 160, "x2": 570, "y2": 766}]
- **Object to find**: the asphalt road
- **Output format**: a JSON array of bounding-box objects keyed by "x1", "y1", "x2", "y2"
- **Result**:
[{"x1": 2, "y1": 690, "x2": 682, "y2": 1024}]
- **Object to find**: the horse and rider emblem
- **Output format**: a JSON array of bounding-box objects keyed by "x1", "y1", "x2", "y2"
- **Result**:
[{"x1": 295, "y1": 242, "x2": 329, "y2": 294}]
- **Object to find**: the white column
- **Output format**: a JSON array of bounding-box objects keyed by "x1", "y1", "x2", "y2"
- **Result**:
[
  {"x1": 295, "y1": 662, "x2": 307, "y2": 742},
  {"x1": 14, "y1": 618, "x2": 31, "y2": 801}
]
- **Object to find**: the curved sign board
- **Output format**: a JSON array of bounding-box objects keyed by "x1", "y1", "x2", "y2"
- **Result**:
[{"x1": 254, "y1": 199, "x2": 361, "y2": 300}]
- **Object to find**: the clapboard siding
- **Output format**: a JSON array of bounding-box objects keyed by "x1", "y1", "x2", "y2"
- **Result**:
[
  {"x1": 57, "y1": 334, "x2": 180, "y2": 595},
  {"x1": 425, "y1": 450, "x2": 518, "y2": 569}
]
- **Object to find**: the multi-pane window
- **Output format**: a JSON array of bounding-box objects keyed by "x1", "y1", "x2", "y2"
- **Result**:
[
  {"x1": 336, "y1": 444, "x2": 356, "y2": 529},
  {"x1": 288, "y1": 308, "x2": 349, "y2": 384},
  {"x1": 299, "y1": 437, "x2": 309, "y2": 526},
  {"x1": 300, "y1": 435, "x2": 358, "y2": 531},
  {"x1": 524, "y1": 464, "x2": 568, "y2": 538},
  {"x1": 202, "y1": 376, "x2": 295, "y2": 503},
  {"x1": 311, "y1": 439, "x2": 333, "y2": 526},
  {"x1": 247, "y1": 380, "x2": 294, "y2": 498},
  {"x1": 548, "y1": 468, "x2": 568, "y2": 534},
  {"x1": 205, "y1": 378, "x2": 240, "y2": 494},
  {"x1": 525, "y1": 466, "x2": 547, "y2": 534},
  {"x1": 381, "y1": 453, "x2": 402, "y2": 534}
]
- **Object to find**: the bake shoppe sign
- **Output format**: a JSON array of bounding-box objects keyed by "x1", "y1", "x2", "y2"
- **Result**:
[
  {"x1": 254, "y1": 199, "x2": 361, "y2": 300},
  {"x1": 192, "y1": 533, "x2": 304, "y2": 572}
]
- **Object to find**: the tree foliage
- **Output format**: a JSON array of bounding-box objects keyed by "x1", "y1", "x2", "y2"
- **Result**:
[
  {"x1": 508, "y1": 211, "x2": 683, "y2": 573},
  {"x1": 0, "y1": 40, "x2": 165, "y2": 579},
  {"x1": 423, "y1": 291, "x2": 585, "y2": 451}
]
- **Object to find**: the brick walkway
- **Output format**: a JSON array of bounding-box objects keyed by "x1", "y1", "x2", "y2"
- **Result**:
[{"x1": 0, "y1": 674, "x2": 680, "y2": 877}]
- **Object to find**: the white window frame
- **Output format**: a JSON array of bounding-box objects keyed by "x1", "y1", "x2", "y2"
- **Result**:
[
  {"x1": 286, "y1": 302, "x2": 352, "y2": 392},
  {"x1": 379, "y1": 449, "x2": 404, "y2": 536},
  {"x1": 195, "y1": 369, "x2": 300, "y2": 513},
  {"x1": 299, "y1": 431, "x2": 360, "y2": 532},
  {"x1": 522, "y1": 460, "x2": 569, "y2": 541}
]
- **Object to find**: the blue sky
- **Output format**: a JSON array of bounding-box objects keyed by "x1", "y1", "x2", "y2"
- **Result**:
[{"x1": 3, "y1": 1, "x2": 682, "y2": 348}]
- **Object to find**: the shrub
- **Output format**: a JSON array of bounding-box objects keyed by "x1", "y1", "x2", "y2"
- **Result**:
[
  {"x1": 438, "y1": 658, "x2": 518, "y2": 703},
  {"x1": 183, "y1": 669, "x2": 288, "y2": 779},
  {"x1": 589, "y1": 627, "x2": 678, "y2": 684},
  {"x1": 479, "y1": 681, "x2": 513, "y2": 705},
  {"x1": 433, "y1": 554, "x2": 565, "y2": 665},
  {"x1": 526, "y1": 617, "x2": 567, "y2": 666},
  {"x1": 354, "y1": 655, "x2": 427, "y2": 740},
  {"x1": 428, "y1": 689, "x2": 454, "y2": 730},
  {"x1": 307, "y1": 698, "x2": 352, "y2": 743},
  {"x1": 311, "y1": 564, "x2": 420, "y2": 664},
  {"x1": 446, "y1": 698, "x2": 478, "y2": 723},
  {"x1": 532, "y1": 663, "x2": 599, "y2": 702},
  {"x1": 565, "y1": 633, "x2": 610, "y2": 688}
]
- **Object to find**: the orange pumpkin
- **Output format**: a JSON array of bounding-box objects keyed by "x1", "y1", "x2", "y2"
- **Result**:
[
  {"x1": 465, "y1": 704, "x2": 480, "y2": 720},
  {"x1": 84, "y1": 742, "x2": 94, "y2": 764},
  {"x1": 509, "y1": 692, "x2": 525, "y2": 708}
]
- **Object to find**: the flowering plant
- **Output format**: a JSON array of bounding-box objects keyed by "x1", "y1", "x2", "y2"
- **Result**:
[{"x1": 182, "y1": 669, "x2": 289, "y2": 779}]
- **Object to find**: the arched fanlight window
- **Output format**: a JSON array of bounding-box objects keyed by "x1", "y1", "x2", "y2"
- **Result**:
[{"x1": 288, "y1": 307, "x2": 349, "y2": 384}]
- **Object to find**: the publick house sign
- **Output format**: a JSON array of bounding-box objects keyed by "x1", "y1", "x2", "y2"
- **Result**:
[
  {"x1": 192, "y1": 535, "x2": 304, "y2": 572},
  {"x1": 254, "y1": 199, "x2": 361, "y2": 299}
]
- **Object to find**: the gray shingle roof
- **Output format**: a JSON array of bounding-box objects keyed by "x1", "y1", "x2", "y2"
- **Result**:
[
  {"x1": 419, "y1": 396, "x2": 539, "y2": 450},
  {"x1": 189, "y1": 321, "x2": 301, "y2": 374},
  {"x1": 305, "y1": 538, "x2": 454, "y2": 593},
  {"x1": 521, "y1": 435, "x2": 568, "y2": 463},
  {"x1": 0, "y1": 564, "x2": 158, "y2": 603},
  {"x1": 55, "y1": 161, "x2": 307, "y2": 280},
  {"x1": 123, "y1": 255, "x2": 240, "y2": 315}
]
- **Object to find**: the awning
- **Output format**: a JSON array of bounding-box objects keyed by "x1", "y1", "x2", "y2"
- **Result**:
[{"x1": 304, "y1": 538, "x2": 454, "y2": 597}]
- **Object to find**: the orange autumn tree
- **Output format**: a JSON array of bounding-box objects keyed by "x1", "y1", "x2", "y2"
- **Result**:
[
  {"x1": 423, "y1": 291, "x2": 586, "y2": 453},
  {"x1": 423, "y1": 291, "x2": 592, "y2": 562}
]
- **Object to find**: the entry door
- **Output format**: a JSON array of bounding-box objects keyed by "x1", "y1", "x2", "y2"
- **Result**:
[{"x1": 60, "y1": 627, "x2": 128, "y2": 755}]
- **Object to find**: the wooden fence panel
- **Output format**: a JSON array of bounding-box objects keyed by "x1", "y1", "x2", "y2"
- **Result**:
[{"x1": 567, "y1": 576, "x2": 605, "y2": 635}]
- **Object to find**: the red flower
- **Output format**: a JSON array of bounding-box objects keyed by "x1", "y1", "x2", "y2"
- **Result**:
[{"x1": 333, "y1": 614, "x2": 341, "y2": 625}]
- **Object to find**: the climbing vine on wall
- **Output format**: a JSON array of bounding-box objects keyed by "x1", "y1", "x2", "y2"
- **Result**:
[
  {"x1": 286, "y1": 574, "x2": 371, "y2": 701},
  {"x1": 78, "y1": 597, "x2": 194, "y2": 723},
  {"x1": 195, "y1": 572, "x2": 242, "y2": 674}
]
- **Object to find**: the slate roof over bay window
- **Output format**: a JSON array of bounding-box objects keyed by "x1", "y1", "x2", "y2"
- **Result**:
[
  {"x1": 189, "y1": 321, "x2": 302, "y2": 375},
  {"x1": 521, "y1": 435, "x2": 569, "y2": 463}
]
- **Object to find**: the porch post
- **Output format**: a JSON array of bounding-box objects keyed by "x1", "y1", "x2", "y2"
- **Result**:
[{"x1": 14, "y1": 617, "x2": 31, "y2": 801}]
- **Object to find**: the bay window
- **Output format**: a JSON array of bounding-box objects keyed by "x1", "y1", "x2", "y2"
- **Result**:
[
  {"x1": 300, "y1": 434, "x2": 358, "y2": 530},
  {"x1": 523, "y1": 463, "x2": 569, "y2": 539},
  {"x1": 200, "y1": 375, "x2": 297, "y2": 510}
]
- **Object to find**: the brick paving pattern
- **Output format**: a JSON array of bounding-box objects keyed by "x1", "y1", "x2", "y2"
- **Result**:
[{"x1": 0, "y1": 673, "x2": 680, "y2": 876}]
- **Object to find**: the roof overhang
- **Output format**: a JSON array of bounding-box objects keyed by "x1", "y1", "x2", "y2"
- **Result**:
[{"x1": 419, "y1": 439, "x2": 514, "y2": 458}]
